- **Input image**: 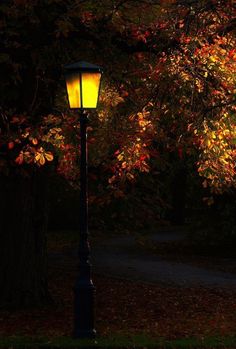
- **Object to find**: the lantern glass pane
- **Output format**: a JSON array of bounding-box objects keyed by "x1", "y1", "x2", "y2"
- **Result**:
[
  {"x1": 81, "y1": 72, "x2": 101, "y2": 108},
  {"x1": 66, "y1": 73, "x2": 81, "y2": 108}
]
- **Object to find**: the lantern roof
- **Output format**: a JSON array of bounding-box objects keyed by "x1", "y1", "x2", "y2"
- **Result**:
[{"x1": 64, "y1": 61, "x2": 103, "y2": 72}]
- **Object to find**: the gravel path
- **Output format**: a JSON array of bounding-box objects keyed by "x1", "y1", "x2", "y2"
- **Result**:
[{"x1": 91, "y1": 233, "x2": 236, "y2": 287}]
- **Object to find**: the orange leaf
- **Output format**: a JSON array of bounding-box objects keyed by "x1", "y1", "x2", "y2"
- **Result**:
[{"x1": 15, "y1": 152, "x2": 24, "y2": 165}]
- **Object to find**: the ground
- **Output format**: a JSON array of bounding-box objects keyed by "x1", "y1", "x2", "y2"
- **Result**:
[{"x1": 0, "y1": 228, "x2": 236, "y2": 344}]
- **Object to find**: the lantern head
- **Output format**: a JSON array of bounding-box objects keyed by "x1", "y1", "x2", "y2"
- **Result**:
[{"x1": 64, "y1": 61, "x2": 103, "y2": 109}]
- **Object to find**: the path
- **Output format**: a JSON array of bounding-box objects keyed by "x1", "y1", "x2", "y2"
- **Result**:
[
  {"x1": 49, "y1": 231, "x2": 236, "y2": 287},
  {"x1": 90, "y1": 232, "x2": 236, "y2": 287}
]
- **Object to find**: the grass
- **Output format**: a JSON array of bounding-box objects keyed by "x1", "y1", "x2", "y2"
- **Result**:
[{"x1": 0, "y1": 335, "x2": 236, "y2": 349}]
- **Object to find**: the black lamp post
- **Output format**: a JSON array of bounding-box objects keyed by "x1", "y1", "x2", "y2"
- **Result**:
[{"x1": 64, "y1": 61, "x2": 103, "y2": 338}]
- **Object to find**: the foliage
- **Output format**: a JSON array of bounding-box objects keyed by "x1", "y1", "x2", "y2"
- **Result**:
[
  {"x1": 196, "y1": 112, "x2": 236, "y2": 195},
  {"x1": 0, "y1": 0, "x2": 235, "y2": 215}
]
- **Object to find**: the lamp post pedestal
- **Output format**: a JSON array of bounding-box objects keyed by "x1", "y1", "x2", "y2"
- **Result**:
[
  {"x1": 74, "y1": 280, "x2": 96, "y2": 338},
  {"x1": 74, "y1": 111, "x2": 96, "y2": 338}
]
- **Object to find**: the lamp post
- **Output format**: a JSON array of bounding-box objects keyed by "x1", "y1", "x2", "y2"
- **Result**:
[{"x1": 64, "y1": 61, "x2": 103, "y2": 338}]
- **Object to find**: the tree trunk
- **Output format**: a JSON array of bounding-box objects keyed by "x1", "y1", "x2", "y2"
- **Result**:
[{"x1": 0, "y1": 171, "x2": 50, "y2": 308}]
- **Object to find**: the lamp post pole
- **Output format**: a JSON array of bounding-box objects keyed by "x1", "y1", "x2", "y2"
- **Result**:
[
  {"x1": 64, "y1": 61, "x2": 102, "y2": 338},
  {"x1": 74, "y1": 109, "x2": 96, "y2": 338}
]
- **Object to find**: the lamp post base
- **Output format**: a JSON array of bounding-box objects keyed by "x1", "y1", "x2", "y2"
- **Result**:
[
  {"x1": 74, "y1": 280, "x2": 96, "y2": 338},
  {"x1": 74, "y1": 329, "x2": 96, "y2": 339}
]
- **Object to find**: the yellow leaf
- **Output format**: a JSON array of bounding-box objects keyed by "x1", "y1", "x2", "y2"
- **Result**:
[
  {"x1": 219, "y1": 157, "x2": 228, "y2": 165},
  {"x1": 35, "y1": 153, "x2": 45, "y2": 165},
  {"x1": 223, "y1": 129, "x2": 230, "y2": 136},
  {"x1": 45, "y1": 152, "x2": 54, "y2": 161},
  {"x1": 211, "y1": 131, "x2": 216, "y2": 139},
  {"x1": 39, "y1": 155, "x2": 46, "y2": 165},
  {"x1": 209, "y1": 56, "x2": 216, "y2": 63},
  {"x1": 117, "y1": 154, "x2": 123, "y2": 161},
  {"x1": 207, "y1": 139, "x2": 211, "y2": 147}
]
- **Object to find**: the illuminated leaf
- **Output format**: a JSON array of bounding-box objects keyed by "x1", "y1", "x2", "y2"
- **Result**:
[
  {"x1": 35, "y1": 153, "x2": 46, "y2": 165},
  {"x1": 32, "y1": 138, "x2": 38, "y2": 145},
  {"x1": 45, "y1": 152, "x2": 54, "y2": 161},
  {"x1": 15, "y1": 152, "x2": 24, "y2": 165}
]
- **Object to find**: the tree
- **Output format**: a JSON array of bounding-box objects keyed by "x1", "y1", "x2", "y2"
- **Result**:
[{"x1": 0, "y1": 0, "x2": 235, "y2": 307}]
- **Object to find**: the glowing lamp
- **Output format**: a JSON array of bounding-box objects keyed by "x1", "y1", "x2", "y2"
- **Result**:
[{"x1": 64, "y1": 61, "x2": 102, "y2": 109}]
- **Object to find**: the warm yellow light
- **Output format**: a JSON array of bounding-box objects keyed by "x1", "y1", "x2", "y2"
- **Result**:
[
  {"x1": 65, "y1": 71, "x2": 102, "y2": 109},
  {"x1": 82, "y1": 73, "x2": 101, "y2": 108},
  {"x1": 66, "y1": 73, "x2": 81, "y2": 109}
]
